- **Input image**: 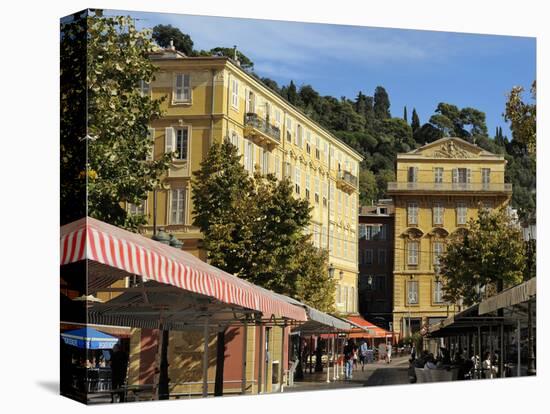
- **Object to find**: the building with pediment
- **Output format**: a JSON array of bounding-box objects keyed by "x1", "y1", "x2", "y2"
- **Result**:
[
  {"x1": 127, "y1": 47, "x2": 362, "y2": 315},
  {"x1": 387, "y1": 137, "x2": 512, "y2": 337}
]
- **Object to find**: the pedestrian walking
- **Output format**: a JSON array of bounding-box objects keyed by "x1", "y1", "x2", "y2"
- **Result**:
[
  {"x1": 343, "y1": 339, "x2": 356, "y2": 380},
  {"x1": 359, "y1": 340, "x2": 368, "y2": 371},
  {"x1": 386, "y1": 342, "x2": 392, "y2": 364}
]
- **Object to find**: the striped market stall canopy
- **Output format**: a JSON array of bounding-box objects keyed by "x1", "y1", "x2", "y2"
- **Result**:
[{"x1": 60, "y1": 217, "x2": 307, "y2": 322}]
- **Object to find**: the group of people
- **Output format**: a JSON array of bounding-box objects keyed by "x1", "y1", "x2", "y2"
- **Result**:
[
  {"x1": 343, "y1": 339, "x2": 393, "y2": 380},
  {"x1": 408, "y1": 346, "x2": 500, "y2": 382}
]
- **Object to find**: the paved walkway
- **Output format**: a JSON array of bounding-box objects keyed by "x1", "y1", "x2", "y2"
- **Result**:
[{"x1": 284, "y1": 355, "x2": 410, "y2": 393}]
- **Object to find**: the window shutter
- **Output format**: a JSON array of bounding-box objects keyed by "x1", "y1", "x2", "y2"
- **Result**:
[
  {"x1": 245, "y1": 88, "x2": 249, "y2": 112},
  {"x1": 175, "y1": 75, "x2": 183, "y2": 101},
  {"x1": 452, "y1": 168, "x2": 458, "y2": 183},
  {"x1": 165, "y1": 127, "x2": 175, "y2": 153},
  {"x1": 183, "y1": 74, "x2": 190, "y2": 100},
  {"x1": 466, "y1": 168, "x2": 471, "y2": 183}
]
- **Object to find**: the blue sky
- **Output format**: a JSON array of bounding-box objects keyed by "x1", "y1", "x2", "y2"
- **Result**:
[{"x1": 110, "y1": 10, "x2": 536, "y2": 138}]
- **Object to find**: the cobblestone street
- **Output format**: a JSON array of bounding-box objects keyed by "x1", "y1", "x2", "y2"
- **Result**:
[{"x1": 284, "y1": 355, "x2": 410, "y2": 393}]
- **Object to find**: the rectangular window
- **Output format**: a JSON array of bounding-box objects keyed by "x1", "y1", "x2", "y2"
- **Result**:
[
  {"x1": 305, "y1": 173, "x2": 310, "y2": 199},
  {"x1": 433, "y1": 202, "x2": 444, "y2": 226},
  {"x1": 453, "y1": 168, "x2": 471, "y2": 184},
  {"x1": 274, "y1": 109, "x2": 281, "y2": 127},
  {"x1": 128, "y1": 200, "x2": 146, "y2": 216},
  {"x1": 174, "y1": 74, "x2": 191, "y2": 102},
  {"x1": 295, "y1": 124, "x2": 303, "y2": 147},
  {"x1": 244, "y1": 140, "x2": 254, "y2": 173},
  {"x1": 231, "y1": 78, "x2": 239, "y2": 108},
  {"x1": 408, "y1": 241, "x2": 419, "y2": 265},
  {"x1": 175, "y1": 127, "x2": 189, "y2": 160},
  {"x1": 230, "y1": 131, "x2": 240, "y2": 154},
  {"x1": 407, "y1": 202, "x2": 419, "y2": 225},
  {"x1": 365, "y1": 249, "x2": 373, "y2": 264},
  {"x1": 305, "y1": 130, "x2": 312, "y2": 154},
  {"x1": 433, "y1": 280, "x2": 444, "y2": 303},
  {"x1": 320, "y1": 225, "x2": 327, "y2": 249},
  {"x1": 329, "y1": 182, "x2": 335, "y2": 215},
  {"x1": 315, "y1": 136, "x2": 321, "y2": 159},
  {"x1": 286, "y1": 118, "x2": 292, "y2": 142},
  {"x1": 457, "y1": 202, "x2": 467, "y2": 225},
  {"x1": 482, "y1": 168, "x2": 491, "y2": 185},
  {"x1": 284, "y1": 162, "x2": 291, "y2": 179},
  {"x1": 322, "y1": 182, "x2": 328, "y2": 207},
  {"x1": 380, "y1": 223, "x2": 387, "y2": 240},
  {"x1": 407, "y1": 280, "x2": 419, "y2": 304},
  {"x1": 324, "y1": 141, "x2": 329, "y2": 164},
  {"x1": 343, "y1": 234, "x2": 348, "y2": 258},
  {"x1": 433, "y1": 241, "x2": 444, "y2": 266},
  {"x1": 378, "y1": 249, "x2": 387, "y2": 265},
  {"x1": 245, "y1": 89, "x2": 255, "y2": 113},
  {"x1": 295, "y1": 166, "x2": 301, "y2": 194},
  {"x1": 170, "y1": 188, "x2": 186, "y2": 225},
  {"x1": 374, "y1": 275, "x2": 386, "y2": 292},
  {"x1": 139, "y1": 80, "x2": 150, "y2": 97},
  {"x1": 337, "y1": 190, "x2": 342, "y2": 215},
  {"x1": 262, "y1": 149, "x2": 269, "y2": 175},
  {"x1": 408, "y1": 166, "x2": 418, "y2": 183},
  {"x1": 359, "y1": 224, "x2": 367, "y2": 239},
  {"x1": 434, "y1": 167, "x2": 443, "y2": 183},
  {"x1": 314, "y1": 176, "x2": 320, "y2": 204},
  {"x1": 274, "y1": 155, "x2": 281, "y2": 179}
]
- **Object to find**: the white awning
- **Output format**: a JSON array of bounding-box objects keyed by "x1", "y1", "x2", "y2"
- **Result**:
[{"x1": 478, "y1": 277, "x2": 536, "y2": 315}]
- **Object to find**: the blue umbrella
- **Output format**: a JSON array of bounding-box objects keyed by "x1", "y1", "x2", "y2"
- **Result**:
[{"x1": 61, "y1": 327, "x2": 119, "y2": 350}]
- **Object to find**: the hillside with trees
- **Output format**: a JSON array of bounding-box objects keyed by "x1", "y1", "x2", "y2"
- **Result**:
[{"x1": 152, "y1": 25, "x2": 536, "y2": 221}]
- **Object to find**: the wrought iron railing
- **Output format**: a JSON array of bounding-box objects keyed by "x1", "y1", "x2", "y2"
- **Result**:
[
  {"x1": 338, "y1": 170, "x2": 358, "y2": 188},
  {"x1": 244, "y1": 113, "x2": 281, "y2": 142},
  {"x1": 387, "y1": 182, "x2": 512, "y2": 192}
]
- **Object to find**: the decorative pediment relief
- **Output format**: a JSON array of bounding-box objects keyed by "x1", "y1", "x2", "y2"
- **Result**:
[
  {"x1": 401, "y1": 227, "x2": 424, "y2": 239},
  {"x1": 408, "y1": 137, "x2": 496, "y2": 159},
  {"x1": 428, "y1": 227, "x2": 450, "y2": 238}
]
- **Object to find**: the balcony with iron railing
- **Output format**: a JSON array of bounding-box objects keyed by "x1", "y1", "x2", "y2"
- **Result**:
[
  {"x1": 387, "y1": 181, "x2": 513, "y2": 194},
  {"x1": 336, "y1": 170, "x2": 358, "y2": 193},
  {"x1": 243, "y1": 113, "x2": 281, "y2": 149}
]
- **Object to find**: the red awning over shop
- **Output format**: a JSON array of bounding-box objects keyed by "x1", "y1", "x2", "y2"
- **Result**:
[
  {"x1": 60, "y1": 217, "x2": 307, "y2": 322},
  {"x1": 344, "y1": 316, "x2": 394, "y2": 339}
]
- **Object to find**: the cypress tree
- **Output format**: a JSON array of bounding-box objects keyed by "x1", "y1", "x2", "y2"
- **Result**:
[
  {"x1": 411, "y1": 108, "x2": 421, "y2": 132},
  {"x1": 373, "y1": 86, "x2": 391, "y2": 119},
  {"x1": 403, "y1": 106, "x2": 408, "y2": 123}
]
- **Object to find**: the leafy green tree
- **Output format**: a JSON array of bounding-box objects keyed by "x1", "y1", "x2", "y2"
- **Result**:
[
  {"x1": 191, "y1": 140, "x2": 254, "y2": 274},
  {"x1": 61, "y1": 13, "x2": 172, "y2": 228},
  {"x1": 208, "y1": 47, "x2": 255, "y2": 71},
  {"x1": 411, "y1": 108, "x2": 421, "y2": 132},
  {"x1": 192, "y1": 141, "x2": 335, "y2": 311},
  {"x1": 373, "y1": 86, "x2": 391, "y2": 119},
  {"x1": 505, "y1": 81, "x2": 536, "y2": 154},
  {"x1": 429, "y1": 113, "x2": 455, "y2": 137},
  {"x1": 359, "y1": 168, "x2": 378, "y2": 205},
  {"x1": 294, "y1": 243, "x2": 335, "y2": 312},
  {"x1": 440, "y1": 208, "x2": 526, "y2": 306},
  {"x1": 152, "y1": 24, "x2": 194, "y2": 55}
]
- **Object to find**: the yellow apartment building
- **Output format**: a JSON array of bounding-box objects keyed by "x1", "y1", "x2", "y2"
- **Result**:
[
  {"x1": 387, "y1": 137, "x2": 512, "y2": 337},
  {"x1": 128, "y1": 47, "x2": 362, "y2": 315}
]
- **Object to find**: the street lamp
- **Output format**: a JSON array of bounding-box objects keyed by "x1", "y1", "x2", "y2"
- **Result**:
[{"x1": 328, "y1": 263, "x2": 335, "y2": 279}]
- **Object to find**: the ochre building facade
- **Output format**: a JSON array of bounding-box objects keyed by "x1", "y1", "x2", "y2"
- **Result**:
[
  {"x1": 130, "y1": 48, "x2": 362, "y2": 314},
  {"x1": 387, "y1": 137, "x2": 511, "y2": 337}
]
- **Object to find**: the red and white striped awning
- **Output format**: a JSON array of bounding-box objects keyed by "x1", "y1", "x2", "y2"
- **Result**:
[{"x1": 60, "y1": 217, "x2": 306, "y2": 322}]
